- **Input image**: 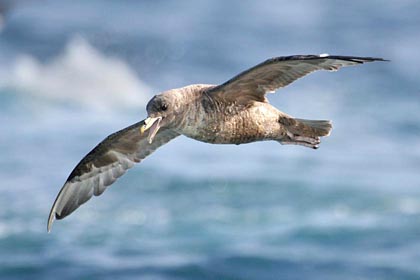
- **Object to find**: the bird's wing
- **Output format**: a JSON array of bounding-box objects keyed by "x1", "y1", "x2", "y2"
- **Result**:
[
  {"x1": 207, "y1": 55, "x2": 386, "y2": 103},
  {"x1": 47, "y1": 120, "x2": 180, "y2": 232}
]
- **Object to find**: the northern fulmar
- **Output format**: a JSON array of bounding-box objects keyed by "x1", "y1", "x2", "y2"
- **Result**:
[{"x1": 48, "y1": 54, "x2": 386, "y2": 232}]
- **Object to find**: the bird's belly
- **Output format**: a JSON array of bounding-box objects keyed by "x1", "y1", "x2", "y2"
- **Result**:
[
  {"x1": 177, "y1": 101, "x2": 283, "y2": 145},
  {"x1": 182, "y1": 112, "x2": 280, "y2": 145}
]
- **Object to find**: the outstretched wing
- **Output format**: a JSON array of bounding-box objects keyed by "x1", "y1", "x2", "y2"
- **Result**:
[
  {"x1": 47, "y1": 120, "x2": 180, "y2": 232},
  {"x1": 207, "y1": 54, "x2": 387, "y2": 103}
]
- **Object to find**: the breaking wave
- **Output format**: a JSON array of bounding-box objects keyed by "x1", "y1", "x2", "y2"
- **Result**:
[{"x1": 1, "y1": 36, "x2": 152, "y2": 111}]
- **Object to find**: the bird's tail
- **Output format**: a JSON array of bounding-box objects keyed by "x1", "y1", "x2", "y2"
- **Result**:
[
  {"x1": 293, "y1": 118, "x2": 332, "y2": 137},
  {"x1": 280, "y1": 118, "x2": 332, "y2": 149}
]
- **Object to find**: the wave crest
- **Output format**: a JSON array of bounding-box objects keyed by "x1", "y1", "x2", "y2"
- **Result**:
[{"x1": 3, "y1": 36, "x2": 152, "y2": 111}]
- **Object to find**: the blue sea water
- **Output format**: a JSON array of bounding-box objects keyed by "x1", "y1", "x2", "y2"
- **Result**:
[{"x1": 1, "y1": 1, "x2": 420, "y2": 279}]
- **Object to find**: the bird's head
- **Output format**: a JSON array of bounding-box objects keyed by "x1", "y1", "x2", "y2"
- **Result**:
[{"x1": 141, "y1": 92, "x2": 180, "y2": 143}]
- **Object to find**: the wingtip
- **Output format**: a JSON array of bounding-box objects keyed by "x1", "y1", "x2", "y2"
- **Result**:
[
  {"x1": 317, "y1": 54, "x2": 390, "y2": 63},
  {"x1": 363, "y1": 57, "x2": 390, "y2": 62},
  {"x1": 47, "y1": 210, "x2": 55, "y2": 233}
]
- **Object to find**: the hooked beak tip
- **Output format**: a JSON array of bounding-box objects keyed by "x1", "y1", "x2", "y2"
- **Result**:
[
  {"x1": 140, "y1": 125, "x2": 146, "y2": 135},
  {"x1": 140, "y1": 117, "x2": 162, "y2": 144}
]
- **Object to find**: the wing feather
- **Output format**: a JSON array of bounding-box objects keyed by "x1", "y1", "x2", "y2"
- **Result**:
[
  {"x1": 47, "y1": 120, "x2": 179, "y2": 232},
  {"x1": 207, "y1": 54, "x2": 387, "y2": 103}
]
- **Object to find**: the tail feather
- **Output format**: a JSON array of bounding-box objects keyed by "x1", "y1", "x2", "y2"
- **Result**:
[{"x1": 289, "y1": 118, "x2": 332, "y2": 137}]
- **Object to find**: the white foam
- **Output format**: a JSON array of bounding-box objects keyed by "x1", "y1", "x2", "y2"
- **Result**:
[
  {"x1": 2, "y1": 36, "x2": 152, "y2": 111},
  {"x1": 398, "y1": 198, "x2": 420, "y2": 215}
]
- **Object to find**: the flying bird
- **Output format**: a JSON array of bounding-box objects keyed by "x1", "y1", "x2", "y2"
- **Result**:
[{"x1": 48, "y1": 54, "x2": 386, "y2": 232}]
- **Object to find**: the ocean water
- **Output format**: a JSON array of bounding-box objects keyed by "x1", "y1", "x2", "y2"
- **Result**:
[{"x1": 1, "y1": 1, "x2": 420, "y2": 279}]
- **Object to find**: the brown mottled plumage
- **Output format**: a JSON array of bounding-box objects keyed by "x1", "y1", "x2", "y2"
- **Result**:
[{"x1": 48, "y1": 54, "x2": 386, "y2": 232}]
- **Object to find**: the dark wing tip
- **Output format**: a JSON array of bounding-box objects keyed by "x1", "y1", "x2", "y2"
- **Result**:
[
  {"x1": 320, "y1": 55, "x2": 389, "y2": 63},
  {"x1": 264, "y1": 54, "x2": 389, "y2": 64}
]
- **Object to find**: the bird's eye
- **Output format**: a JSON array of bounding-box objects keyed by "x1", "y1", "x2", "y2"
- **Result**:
[{"x1": 160, "y1": 103, "x2": 168, "y2": 111}]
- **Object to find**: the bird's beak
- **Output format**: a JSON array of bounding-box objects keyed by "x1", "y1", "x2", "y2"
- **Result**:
[{"x1": 140, "y1": 117, "x2": 162, "y2": 144}]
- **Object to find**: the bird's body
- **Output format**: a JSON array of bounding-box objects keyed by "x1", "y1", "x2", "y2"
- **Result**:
[
  {"x1": 168, "y1": 84, "x2": 281, "y2": 144},
  {"x1": 151, "y1": 84, "x2": 328, "y2": 146},
  {"x1": 47, "y1": 54, "x2": 386, "y2": 232}
]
